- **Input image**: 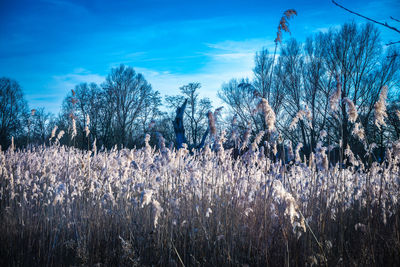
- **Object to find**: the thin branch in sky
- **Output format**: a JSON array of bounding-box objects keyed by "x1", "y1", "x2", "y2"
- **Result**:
[
  {"x1": 390, "y1": 16, "x2": 400, "y2": 23},
  {"x1": 331, "y1": 0, "x2": 400, "y2": 34},
  {"x1": 386, "y1": 40, "x2": 400, "y2": 46}
]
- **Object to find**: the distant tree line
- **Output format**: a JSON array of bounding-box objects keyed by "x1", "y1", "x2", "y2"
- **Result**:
[{"x1": 1, "y1": 22, "x2": 399, "y2": 161}]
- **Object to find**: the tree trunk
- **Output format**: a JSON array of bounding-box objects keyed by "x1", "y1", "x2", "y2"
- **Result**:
[{"x1": 173, "y1": 99, "x2": 188, "y2": 149}]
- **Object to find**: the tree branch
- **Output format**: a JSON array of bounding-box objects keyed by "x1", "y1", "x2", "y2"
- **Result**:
[
  {"x1": 173, "y1": 99, "x2": 188, "y2": 149},
  {"x1": 332, "y1": 0, "x2": 400, "y2": 34}
]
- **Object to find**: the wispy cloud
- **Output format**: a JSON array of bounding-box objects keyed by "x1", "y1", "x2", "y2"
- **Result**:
[
  {"x1": 136, "y1": 67, "x2": 252, "y2": 109},
  {"x1": 311, "y1": 24, "x2": 341, "y2": 34},
  {"x1": 205, "y1": 39, "x2": 275, "y2": 52},
  {"x1": 45, "y1": 38, "x2": 269, "y2": 112},
  {"x1": 4, "y1": 0, "x2": 397, "y2": 115},
  {"x1": 52, "y1": 69, "x2": 104, "y2": 88},
  {"x1": 134, "y1": 38, "x2": 269, "y2": 107},
  {"x1": 38, "y1": 69, "x2": 105, "y2": 113}
]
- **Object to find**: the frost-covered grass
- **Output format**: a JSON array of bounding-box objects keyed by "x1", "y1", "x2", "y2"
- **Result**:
[{"x1": 1, "y1": 138, "x2": 400, "y2": 266}]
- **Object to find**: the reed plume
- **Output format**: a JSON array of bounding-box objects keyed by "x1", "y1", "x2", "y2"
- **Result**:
[{"x1": 374, "y1": 85, "x2": 388, "y2": 130}]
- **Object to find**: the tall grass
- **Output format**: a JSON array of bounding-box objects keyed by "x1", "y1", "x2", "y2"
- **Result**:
[{"x1": 1, "y1": 131, "x2": 399, "y2": 266}]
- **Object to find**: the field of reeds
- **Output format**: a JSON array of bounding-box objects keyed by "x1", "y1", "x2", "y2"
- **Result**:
[{"x1": 1, "y1": 129, "x2": 399, "y2": 266}]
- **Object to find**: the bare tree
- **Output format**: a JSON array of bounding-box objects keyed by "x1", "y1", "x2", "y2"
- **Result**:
[
  {"x1": 219, "y1": 22, "x2": 399, "y2": 160},
  {"x1": 58, "y1": 66, "x2": 160, "y2": 149},
  {"x1": 0, "y1": 77, "x2": 28, "y2": 149},
  {"x1": 133, "y1": 90, "x2": 163, "y2": 146},
  {"x1": 30, "y1": 107, "x2": 54, "y2": 145},
  {"x1": 59, "y1": 83, "x2": 104, "y2": 149},
  {"x1": 103, "y1": 65, "x2": 155, "y2": 147},
  {"x1": 219, "y1": 49, "x2": 285, "y2": 138},
  {"x1": 166, "y1": 83, "x2": 212, "y2": 148},
  {"x1": 219, "y1": 78, "x2": 260, "y2": 134}
]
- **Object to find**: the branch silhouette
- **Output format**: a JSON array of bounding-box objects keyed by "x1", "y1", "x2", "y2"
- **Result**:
[{"x1": 332, "y1": 1, "x2": 400, "y2": 35}]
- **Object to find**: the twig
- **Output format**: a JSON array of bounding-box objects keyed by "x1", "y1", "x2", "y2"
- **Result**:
[
  {"x1": 387, "y1": 53, "x2": 399, "y2": 59},
  {"x1": 391, "y1": 16, "x2": 400, "y2": 23},
  {"x1": 386, "y1": 40, "x2": 400, "y2": 46}
]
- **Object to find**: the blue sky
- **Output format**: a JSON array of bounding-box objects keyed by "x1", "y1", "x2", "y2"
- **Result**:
[{"x1": 0, "y1": 0, "x2": 399, "y2": 114}]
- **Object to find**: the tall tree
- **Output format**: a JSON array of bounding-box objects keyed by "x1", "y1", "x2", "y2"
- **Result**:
[
  {"x1": 30, "y1": 107, "x2": 55, "y2": 145},
  {"x1": 166, "y1": 83, "x2": 212, "y2": 148},
  {"x1": 0, "y1": 77, "x2": 28, "y2": 149},
  {"x1": 103, "y1": 65, "x2": 156, "y2": 147}
]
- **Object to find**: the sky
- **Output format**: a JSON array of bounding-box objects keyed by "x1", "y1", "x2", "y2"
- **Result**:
[{"x1": 0, "y1": 0, "x2": 399, "y2": 114}]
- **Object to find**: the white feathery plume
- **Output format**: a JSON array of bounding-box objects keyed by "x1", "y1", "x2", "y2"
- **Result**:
[
  {"x1": 152, "y1": 200, "x2": 163, "y2": 228},
  {"x1": 309, "y1": 152, "x2": 315, "y2": 169},
  {"x1": 330, "y1": 75, "x2": 341, "y2": 112},
  {"x1": 71, "y1": 118, "x2": 77, "y2": 140},
  {"x1": 374, "y1": 85, "x2": 388, "y2": 130},
  {"x1": 251, "y1": 131, "x2": 265, "y2": 151},
  {"x1": 342, "y1": 98, "x2": 358, "y2": 123},
  {"x1": 290, "y1": 107, "x2": 312, "y2": 130},
  {"x1": 230, "y1": 115, "x2": 238, "y2": 143},
  {"x1": 11, "y1": 136, "x2": 14, "y2": 151},
  {"x1": 352, "y1": 122, "x2": 365, "y2": 141},
  {"x1": 304, "y1": 105, "x2": 312, "y2": 121},
  {"x1": 92, "y1": 138, "x2": 97, "y2": 155},
  {"x1": 85, "y1": 114, "x2": 90, "y2": 137},
  {"x1": 295, "y1": 143, "x2": 303, "y2": 163},
  {"x1": 272, "y1": 142, "x2": 278, "y2": 156},
  {"x1": 85, "y1": 114, "x2": 90, "y2": 126},
  {"x1": 287, "y1": 140, "x2": 294, "y2": 161},
  {"x1": 144, "y1": 134, "x2": 151, "y2": 153},
  {"x1": 272, "y1": 181, "x2": 299, "y2": 225},
  {"x1": 84, "y1": 126, "x2": 90, "y2": 137},
  {"x1": 240, "y1": 124, "x2": 251, "y2": 151},
  {"x1": 244, "y1": 207, "x2": 253, "y2": 217},
  {"x1": 289, "y1": 110, "x2": 304, "y2": 130},
  {"x1": 345, "y1": 144, "x2": 358, "y2": 166},
  {"x1": 257, "y1": 98, "x2": 276, "y2": 132},
  {"x1": 205, "y1": 208, "x2": 212, "y2": 218},
  {"x1": 141, "y1": 189, "x2": 153, "y2": 208},
  {"x1": 50, "y1": 125, "x2": 58, "y2": 141},
  {"x1": 315, "y1": 141, "x2": 329, "y2": 171},
  {"x1": 56, "y1": 130, "x2": 65, "y2": 142},
  {"x1": 208, "y1": 111, "x2": 216, "y2": 137},
  {"x1": 272, "y1": 141, "x2": 278, "y2": 156},
  {"x1": 289, "y1": 110, "x2": 302, "y2": 130}
]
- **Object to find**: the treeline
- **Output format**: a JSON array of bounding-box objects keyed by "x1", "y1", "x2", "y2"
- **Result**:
[{"x1": 1, "y1": 22, "x2": 399, "y2": 160}]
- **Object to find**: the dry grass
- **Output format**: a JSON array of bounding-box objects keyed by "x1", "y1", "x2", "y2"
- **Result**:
[{"x1": 1, "y1": 136, "x2": 399, "y2": 266}]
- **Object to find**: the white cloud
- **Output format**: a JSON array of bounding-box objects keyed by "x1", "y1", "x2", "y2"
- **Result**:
[
  {"x1": 51, "y1": 71, "x2": 104, "y2": 91},
  {"x1": 136, "y1": 38, "x2": 271, "y2": 107},
  {"x1": 47, "y1": 38, "x2": 268, "y2": 113},
  {"x1": 205, "y1": 39, "x2": 275, "y2": 53},
  {"x1": 41, "y1": 69, "x2": 105, "y2": 113},
  {"x1": 138, "y1": 67, "x2": 253, "y2": 106},
  {"x1": 312, "y1": 27, "x2": 329, "y2": 34}
]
